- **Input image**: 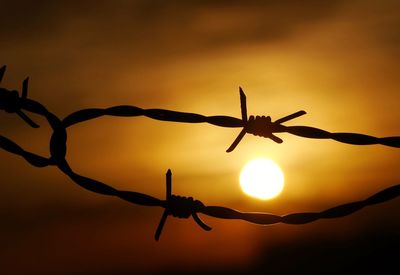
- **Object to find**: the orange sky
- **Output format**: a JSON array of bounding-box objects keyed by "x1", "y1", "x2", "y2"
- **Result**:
[{"x1": 1, "y1": 1, "x2": 399, "y2": 273}]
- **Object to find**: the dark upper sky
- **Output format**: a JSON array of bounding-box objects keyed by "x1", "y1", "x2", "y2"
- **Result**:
[{"x1": 1, "y1": 0, "x2": 399, "y2": 273}]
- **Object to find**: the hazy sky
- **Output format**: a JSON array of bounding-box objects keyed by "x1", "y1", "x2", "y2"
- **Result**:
[{"x1": 1, "y1": 1, "x2": 399, "y2": 273}]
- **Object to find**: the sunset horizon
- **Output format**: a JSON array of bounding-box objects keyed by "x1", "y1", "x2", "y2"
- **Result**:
[{"x1": 1, "y1": 1, "x2": 399, "y2": 274}]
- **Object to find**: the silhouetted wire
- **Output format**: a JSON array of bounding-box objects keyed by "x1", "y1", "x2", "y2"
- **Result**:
[
  {"x1": 1, "y1": 66, "x2": 399, "y2": 240},
  {"x1": 59, "y1": 87, "x2": 400, "y2": 151}
]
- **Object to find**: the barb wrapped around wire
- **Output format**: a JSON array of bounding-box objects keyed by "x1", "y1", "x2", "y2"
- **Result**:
[
  {"x1": 0, "y1": 66, "x2": 39, "y2": 128},
  {"x1": 227, "y1": 87, "x2": 307, "y2": 152},
  {"x1": 1, "y1": 66, "x2": 399, "y2": 241}
]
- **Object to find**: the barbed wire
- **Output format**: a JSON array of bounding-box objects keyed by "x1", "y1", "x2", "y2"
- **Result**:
[
  {"x1": 60, "y1": 87, "x2": 400, "y2": 152},
  {"x1": 1, "y1": 65, "x2": 399, "y2": 240}
]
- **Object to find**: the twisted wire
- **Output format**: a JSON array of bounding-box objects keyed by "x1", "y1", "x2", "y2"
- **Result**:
[
  {"x1": 59, "y1": 104, "x2": 400, "y2": 150},
  {"x1": 1, "y1": 66, "x2": 399, "y2": 240}
]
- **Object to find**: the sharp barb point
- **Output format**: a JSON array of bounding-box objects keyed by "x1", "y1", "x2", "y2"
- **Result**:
[
  {"x1": 275, "y1": 110, "x2": 307, "y2": 124},
  {"x1": 155, "y1": 210, "x2": 168, "y2": 241},
  {"x1": 239, "y1": 87, "x2": 247, "y2": 122},
  {"x1": 22, "y1": 77, "x2": 29, "y2": 99},
  {"x1": 16, "y1": 110, "x2": 40, "y2": 128},
  {"x1": 0, "y1": 65, "x2": 6, "y2": 83},
  {"x1": 193, "y1": 213, "x2": 212, "y2": 231},
  {"x1": 227, "y1": 129, "x2": 247, "y2": 152},
  {"x1": 166, "y1": 169, "x2": 172, "y2": 199},
  {"x1": 269, "y1": 134, "x2": 283, "y2": 144}
]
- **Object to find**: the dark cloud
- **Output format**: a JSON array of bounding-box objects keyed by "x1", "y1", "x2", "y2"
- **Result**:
[{"x1": 0, "y1": 0, "x2": 346, "y2": 55}]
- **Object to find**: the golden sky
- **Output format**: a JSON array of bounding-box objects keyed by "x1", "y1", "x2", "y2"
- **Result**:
[{"x1": 1, "y1": 0, "x2": 399, "y2": 273}]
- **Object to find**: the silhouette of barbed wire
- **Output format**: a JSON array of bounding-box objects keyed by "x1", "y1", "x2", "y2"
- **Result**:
[
  {"x1": 60, "y1": 88, "x2": 400, "y2": 151},
  {"x1": 1, "y1": 65, "x2": 399, "y2": 240}
]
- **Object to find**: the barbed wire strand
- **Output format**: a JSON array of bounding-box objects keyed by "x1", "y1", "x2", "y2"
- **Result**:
[
  {"x1": 59, "y1": 87, "x2": 400, "y2": 152},
  {"x1": 1, "y1": 66, "x2": 399, "y2": 240}
]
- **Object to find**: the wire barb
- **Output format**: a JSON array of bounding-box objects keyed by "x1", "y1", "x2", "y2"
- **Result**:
[
  {"x1": 227, "y1": 88, "x2": 306, "y2": 152},
  {"x1": 0, "y1": 65, "x2": 39, "y2": 128},
  {"x1": 155, "y1": 169, "x2": 211, "y2": 241}
]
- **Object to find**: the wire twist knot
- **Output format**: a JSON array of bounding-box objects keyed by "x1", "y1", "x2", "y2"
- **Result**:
[
  {"x1": 247, "y1": 115, "x2": 274, "y2": 137},
  {"x1": 166, "y1": 195, "x2": 205, "y2": 218}
]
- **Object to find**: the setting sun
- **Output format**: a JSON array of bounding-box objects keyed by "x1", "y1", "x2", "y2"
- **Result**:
[{"x1": 240, "y1": 158, "x2": 285, "y2": 200}]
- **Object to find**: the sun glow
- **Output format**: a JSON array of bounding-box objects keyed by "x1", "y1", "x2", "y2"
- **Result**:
[{"x1": 239, "y1": 158, "x2": 284, "y2": 200}]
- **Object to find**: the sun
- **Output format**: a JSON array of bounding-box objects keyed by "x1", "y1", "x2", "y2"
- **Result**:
[{"x1": 239, "y1": 158, "x2": 284, "y2": 200}]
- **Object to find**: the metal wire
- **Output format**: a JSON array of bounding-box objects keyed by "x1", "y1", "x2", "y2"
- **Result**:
[{"x1": 1, "y1": 66, "x2": 399, "y2": 240}]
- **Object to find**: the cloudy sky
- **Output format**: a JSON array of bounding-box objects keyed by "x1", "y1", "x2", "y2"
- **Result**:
[{"x1": 1, "y1": 0, "x2": 399, "y2": 273}]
